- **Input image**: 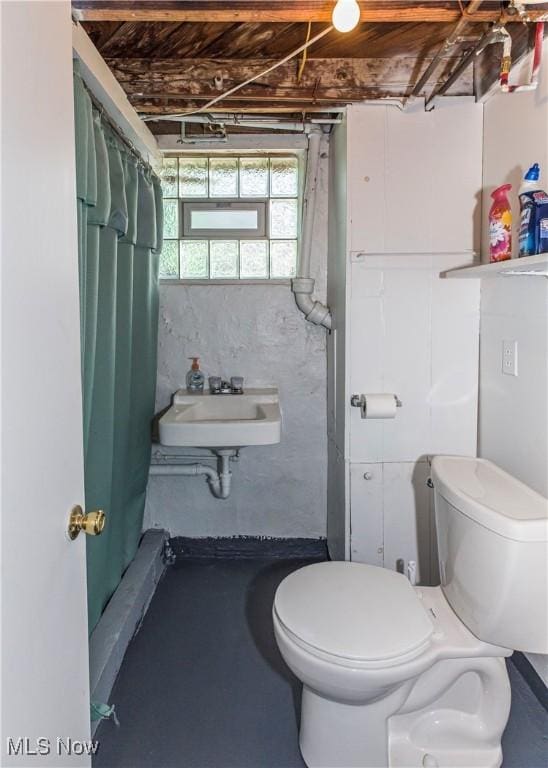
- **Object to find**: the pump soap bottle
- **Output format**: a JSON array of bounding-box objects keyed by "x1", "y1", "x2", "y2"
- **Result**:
[{"x1": 186, "y1": 357, "x2": 205, "y2": 392}]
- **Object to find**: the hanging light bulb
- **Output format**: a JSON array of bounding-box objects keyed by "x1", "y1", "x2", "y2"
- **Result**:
[{"x1": 332, "y1": 0, "x2": 360, "y2": 33}]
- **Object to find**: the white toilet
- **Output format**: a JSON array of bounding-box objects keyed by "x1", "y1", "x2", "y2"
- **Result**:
[{"x1": 273, "y1": 456, "x2": 548, "y2": 768}]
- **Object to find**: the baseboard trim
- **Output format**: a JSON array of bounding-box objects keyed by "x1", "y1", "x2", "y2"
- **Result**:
[
  {"x1": 511, "y1": 652, "x2": 548, "y2": 712},
  {"x1": 169, "y1": 536, "x2": 328, "y2": 561},
  {"x1": 89, "y1": 528, "x2": 168, "y2": 734}
]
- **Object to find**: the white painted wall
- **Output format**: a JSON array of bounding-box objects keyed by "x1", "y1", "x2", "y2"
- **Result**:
[
  {"x1": 1, "y1": 1, "x2": 91, "y2": 762},
  {"x1": 144, "y1": 143, "x2": 329, "y2": 538},
  {"x1": 482, "y1": 41, "x2": 548, "y2": 262},
  {"x1": 348, "y1": 99, "x2": 483, "y2": 255},
  {"x1": 327, "y1": 100, "x2": 483, "y2": 583},
  {"x1": 479, "y1": 279, "x2": 548, "y2": 498},
  {"x1": 348, "y1": 253, "x2": 480, "y2": 584},
  {"x1": 481, "y1": 46, "x2": 548, "y2": 685}
]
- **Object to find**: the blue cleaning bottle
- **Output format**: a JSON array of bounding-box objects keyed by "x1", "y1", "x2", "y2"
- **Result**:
[{"x1": 518, "y1": 163, "x2": 548, "y2": 257}]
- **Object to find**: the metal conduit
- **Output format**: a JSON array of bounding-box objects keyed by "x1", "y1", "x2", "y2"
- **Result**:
[
  {"x1": 411, "y1": 0, "x2": 484, "y2": 99},
  {"x1": 425, "y1": 23, "x2": 508, "y2": 108}
]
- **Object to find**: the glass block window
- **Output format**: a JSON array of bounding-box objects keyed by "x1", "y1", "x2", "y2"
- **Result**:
[{"x1": 159, "y1": 155, "x2": 299, "y2": 281}]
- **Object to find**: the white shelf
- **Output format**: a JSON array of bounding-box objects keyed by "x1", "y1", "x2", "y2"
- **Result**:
[{"x1": 443, "y1": 254, "x2": 548, "y2": 279}]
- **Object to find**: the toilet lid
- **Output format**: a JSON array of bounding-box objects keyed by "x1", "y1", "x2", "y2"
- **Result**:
[{"x1": 274, "y1": 562, "x2": 433, "y2": 663}]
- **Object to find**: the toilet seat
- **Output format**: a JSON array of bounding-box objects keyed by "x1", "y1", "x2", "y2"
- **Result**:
[{"x1": 274, "y1": 561, "x2": 434, "y2": 668}]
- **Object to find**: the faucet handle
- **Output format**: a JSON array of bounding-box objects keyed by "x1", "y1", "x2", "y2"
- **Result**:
[{"x1": 231, "y1": 376, "x2": 244, "y2": 394}]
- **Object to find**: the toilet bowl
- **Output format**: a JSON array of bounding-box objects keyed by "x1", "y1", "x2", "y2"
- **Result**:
[{"x1": 273, "y1": 456, "x2": 548, "y2": 768}]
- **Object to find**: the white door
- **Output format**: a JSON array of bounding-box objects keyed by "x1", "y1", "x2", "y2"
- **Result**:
[{"x1": 1, "y1": 2, "x2": 92, "y2": 765}]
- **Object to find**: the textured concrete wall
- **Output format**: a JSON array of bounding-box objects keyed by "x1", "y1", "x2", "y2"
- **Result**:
[{"x1": 144, "y1": 141, "x2": 329, "y2": 538}]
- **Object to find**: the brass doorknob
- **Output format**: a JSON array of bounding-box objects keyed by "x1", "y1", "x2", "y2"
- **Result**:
[{"x1": 68, "y1": 506, "x2": 106, "y2": 540}]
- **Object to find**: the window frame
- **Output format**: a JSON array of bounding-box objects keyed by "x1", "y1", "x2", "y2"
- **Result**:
[
  {"x1": 159, "y1": 152, "x2": 303, "y2": 285},
  {"x1": 182, "y1": 200, "x2": 267, "y2": 239}
]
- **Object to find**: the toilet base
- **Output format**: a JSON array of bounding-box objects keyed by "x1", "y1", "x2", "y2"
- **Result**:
[
  {"x1": 298, "y1": 656, "x2": 511, "y2": 768},
  {"x1": 300, "y1": 684, "x2": 411, "y2": 768}
]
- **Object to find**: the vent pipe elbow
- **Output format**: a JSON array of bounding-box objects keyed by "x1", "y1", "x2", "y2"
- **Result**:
[{"x1": 292, "y1": 278, "x2": 332, "y2": 329}]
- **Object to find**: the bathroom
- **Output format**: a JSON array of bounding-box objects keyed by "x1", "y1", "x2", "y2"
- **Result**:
[{"x1": 1, "y1": 1, "x2": 547, "y2": 767}]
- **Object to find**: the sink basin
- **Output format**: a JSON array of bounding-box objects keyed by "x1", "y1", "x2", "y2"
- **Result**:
[{"x1": 159, "y1": 388, "x2": 281, "y2": 448}]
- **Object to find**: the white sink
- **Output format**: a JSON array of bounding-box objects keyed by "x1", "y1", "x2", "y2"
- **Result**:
[{"x1": 159, "y1": 388, "x2": 281, "y2": 448}]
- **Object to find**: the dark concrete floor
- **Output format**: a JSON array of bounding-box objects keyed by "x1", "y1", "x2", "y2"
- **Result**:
[{"x1": 94, "y1": 559, "x2": 548, "y2": 768}]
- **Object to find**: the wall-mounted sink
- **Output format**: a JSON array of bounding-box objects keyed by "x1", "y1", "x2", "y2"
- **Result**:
[{"x1": 159, "y1": 388, "x2": 281, "y2": 448}]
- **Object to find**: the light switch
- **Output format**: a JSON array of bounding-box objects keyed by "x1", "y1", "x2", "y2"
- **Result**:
[{"x1": 502, "y1": 339, "x2": 518, "y2": 377}]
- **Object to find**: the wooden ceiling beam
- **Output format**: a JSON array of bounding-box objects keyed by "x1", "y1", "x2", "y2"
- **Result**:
[
  {"x1": 72, "y1": 2, "x2": 548, "y2": 24},
  {"x1": 107, "y1": 55, "x2": 473, "y2": 103},
  {"x1": 153, "y1": 106, "x2": 348, "y2": 113},
  {"x1": 107, "y1": 55, "x2": 472, "y2": 114},
  {"x1": 137, "y1": 101, "x2": 383, "y2": 114}
]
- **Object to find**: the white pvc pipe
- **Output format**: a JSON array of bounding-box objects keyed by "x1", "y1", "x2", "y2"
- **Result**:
[
  {"x1": 214, "y1": 451, "x2": 232, "y2": 500},
  {"x1": 150, "y1": 452, "x2": 233, "y2": 499},
  {"x1": 291, "y1": 132, "x2": 332, "y2": 330},
  {"x1": 299, "y1": 132, "x2": 321, "y2": 279},
  {"x1": 293, "y1": 279, "x2": 332, "y2": 329}
]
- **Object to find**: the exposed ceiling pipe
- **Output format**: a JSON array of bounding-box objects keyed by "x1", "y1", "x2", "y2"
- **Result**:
[
  {"x1": 500, "y1": 20, "x2": 544, "y2": 91},
  {"x1": 174, "y1": 115, "x2": 342, "y2": 141},
  {"x1": 166, "y1": 114, "x2": 342, "y2": 128},
  {"x1": 151, "y1": 107, "x2": 346, "y2": 116},
  {"x1": 179, "y1": 120, "x2": 227, "y2": 144},
  {"x1": 424, "y1": 22, "x2": 508, "y2": 108},
  {"x1": 410, "y1": 0, "x2": 484, "y2": 98},
  {"x1": 426, "y1": 18, "x2": 544, "y2": 109}
]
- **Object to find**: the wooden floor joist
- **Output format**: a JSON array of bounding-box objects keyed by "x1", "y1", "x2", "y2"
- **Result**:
[
  {"x1": 108, "y1": 55, "x2": 473, "y2": 112},
  {"x1": 72, "y1": 1, "x2": 548, "y2": 24}
]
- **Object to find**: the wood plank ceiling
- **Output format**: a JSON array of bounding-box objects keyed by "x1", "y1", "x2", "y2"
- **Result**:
[{"x1": 74, "y1": 1, "x2": 547, "y2": 135}]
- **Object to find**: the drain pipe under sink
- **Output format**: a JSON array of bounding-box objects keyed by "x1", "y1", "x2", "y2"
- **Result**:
[
  {"x1": 292, "y1": 132, "x2": 332, "y2": 330},
  {"x1": 150, "y1": 450, "x2": 233, "y2": 499}
]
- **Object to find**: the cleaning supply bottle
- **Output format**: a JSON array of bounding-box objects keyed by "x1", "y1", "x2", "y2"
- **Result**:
[
  {"x1": 518, "y1": 163, "x2": 548, "y2": 256},
  {"x1": 489, "y1": 184, "x2": 512, "y2": 262},
  {"x1": 186, "y1": 357, "x2": 205, "y2": 392},
  {"x1": 519, "y1": 164, "x2": 541, "y2": 257}
]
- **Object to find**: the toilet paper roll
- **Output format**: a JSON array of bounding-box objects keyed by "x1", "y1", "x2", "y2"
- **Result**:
[{"x1": 362, "y1": 393, "x2": 398, "y2": 419}]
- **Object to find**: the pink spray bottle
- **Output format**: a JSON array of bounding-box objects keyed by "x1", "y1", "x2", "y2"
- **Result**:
[{"x1": 489, "y1": 184, "x2": 512, "y2": 262}]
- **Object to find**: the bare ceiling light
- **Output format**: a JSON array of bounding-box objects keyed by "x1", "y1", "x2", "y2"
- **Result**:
[{"x1": 332, "y1": 0, "x2": 360, "y2": 32}]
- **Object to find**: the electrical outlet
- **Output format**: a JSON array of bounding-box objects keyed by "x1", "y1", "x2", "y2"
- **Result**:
[{"x1": 502, "y1": 339, "x2": 518, "y2": 377}]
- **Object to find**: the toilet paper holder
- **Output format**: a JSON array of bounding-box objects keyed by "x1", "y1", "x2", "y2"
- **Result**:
[{"x1": 350, "y1": 393, "x2": 403, "y2": 419}]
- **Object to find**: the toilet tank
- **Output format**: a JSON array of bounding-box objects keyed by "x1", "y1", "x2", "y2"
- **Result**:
[{"x1": 431, "y1": 456, "x2": 548, "y2": 654}]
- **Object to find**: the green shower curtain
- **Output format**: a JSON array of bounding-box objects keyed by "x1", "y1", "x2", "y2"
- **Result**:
[{"x1": 73, "y1": 70, "x2": 163, "y2": 632}]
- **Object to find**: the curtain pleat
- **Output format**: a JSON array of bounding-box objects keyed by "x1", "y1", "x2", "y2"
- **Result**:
[
  {"x1": 125, "y1": 167, "x2": 158, "y2": 567},
  {"x1": 74, "y1": 70, "x2": 163, "y2": 632},
  {"x1": 110, "y1": 143, "x2": 136, "y2": 576}
]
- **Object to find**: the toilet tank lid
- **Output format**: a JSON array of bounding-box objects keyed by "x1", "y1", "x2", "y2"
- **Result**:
[{"x1": 431, "y1": 456, "x2": 548, "y2": 542}]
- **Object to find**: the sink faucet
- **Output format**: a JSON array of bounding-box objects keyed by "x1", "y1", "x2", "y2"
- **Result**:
[{"x1": 208, "y1": 376, "x2": 244, "y2": 394}]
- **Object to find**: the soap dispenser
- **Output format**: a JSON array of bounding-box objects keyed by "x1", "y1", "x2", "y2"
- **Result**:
[{"x1": 186, "y1": 357, "x2": 205, "y2": 392}]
